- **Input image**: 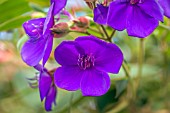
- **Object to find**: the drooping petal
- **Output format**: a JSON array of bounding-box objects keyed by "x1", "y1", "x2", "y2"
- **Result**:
[
  {"x1": 42, "y1": 3, "x2": 54, "y2": 66},
  {"x1": 127, "y1": 6, "x2": 158, "y2": 38},
  {"x1": 81, "y1": 69, "x2": 110, "y2": 96},
  {"x1": 23, "y1": 18, "x2": 45, "y2": 38},
  {"x1": 39, "y1": 71, "x2": 52, "y2": 101},
  {"x1": 54, "y1": 66, "x2": 83, "y2": 91},
  {"x1": 43, "y1": 3, "x2": 54, "y2": 35},
  {"x1": 54, "y1": 41, "x2": 84, "y2": 66},
  {"x1": 107, "y1": 1, "x2": 132, "y2": 31},
  {"x1": 21, "y1": 38, "x2": 47, "y2": 66},
  {"x1": 42, "y1": 34, "x2": 53, "y2": 66},
  {"x1": 45, "y1": 86, "x2": 57, "y2": 111},
  {"x1": 50, "y1": 0, "x2": 67, "y2": 16},
  {"x1": 93, "y1": 4, "x2": 108, "y2": 25},
  {"x1": 75, "y1": 35, "x2": 123, "y2": 73},
  {"x1": 138, "y1": 0, "x2": 164, "y2": 21},
  {"x1": 158, "y1": 0, "x2": 170, "y2": 18}
]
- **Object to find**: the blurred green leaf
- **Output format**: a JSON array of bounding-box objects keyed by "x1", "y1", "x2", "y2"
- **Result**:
[
  {"x1": 115, "y1": 80, "x2": 128, "y2": 98},
  {"x1": 0, "y1": 0, "x2": 32, "y2": 23},
  {"x1": 0, "y1": 0, "x2": 7, "y2": 4},
  {"x1": 0, "y1": 15, "x2": 31, "y2": 31},
  {"x1": 28, "y1": 0, "x2": 50, "y2": 7},
  {"x1": 95, "y1": 88, "x2": 118, "y2": 113}
]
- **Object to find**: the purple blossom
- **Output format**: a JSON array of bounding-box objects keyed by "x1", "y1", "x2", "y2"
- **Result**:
[
  {"x1": 34, "y1": 64, "x2": 57, "y2": 111},
  {"x1": 21, "y1": 0, "x2": 67, "y2": 66},
  {"x1": 158, "y1": 0, "x2": 170, "y2": 18},
  {"x1": 54, "y1": 36, "x2": 123, "y2": 96},
  {"x1": 107, "y1": 0, "x2": 164, "y2": 38},
  {"x1": 93, "y1": 4, "x2": 108, "y2": 25}
]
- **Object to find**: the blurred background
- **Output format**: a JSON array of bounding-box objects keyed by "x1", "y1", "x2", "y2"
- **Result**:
[{"x1": 0, "y1": 0, "x2": 170, "y2": 113}]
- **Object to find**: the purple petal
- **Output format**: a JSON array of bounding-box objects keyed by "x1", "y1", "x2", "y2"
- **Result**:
[
  {"x1": 54, "y1": 66, "x2": 83, "y2": 91},
  {"x1": 75, "y1": 35, "x2": 106, "y2": 55},
  {"x1": 45, "y1": 86, "x2": 57, "y2": 111},
  {"x1": 42, "y1": 34, "x2": 53, "y2": 66},
  {"x1": 117, "y1": 0, "x2": 130, "y2": 2},
  {"x1": 93, "y1": 4, "x2": 108, "y2": 25},
  {"x1": 81, "y1": 69, "x2": 110, "y2": 96},
  {"x1": 138, "y1": 0, "x2": 164, "y2": 21},
  {"x1": 75, "y1": 35, "x2": 123, "y2": 73},
  {"x1": 95, "y1": 43, "x2": 123, "y2": 74},
  {"x1": 43, "y1": 3, "x2": 54, "y2": 35},
  {"x1": 34, "y1": 64, "x2": 43, "y2": 71},
  {"x1": 50, "y1": 0, "x2": 67, "y2": 16},
  {"x1": 21, "y1": 38, "x2": 47, "y2": 66},
  {"x1": 127, "y1": 6, "x2": 159, "y2": 38},
  {"x1": 42, "y1": 3, "x2": 54, "y2": 66},
  {"x1": 39, "y1": 71, "x2": 52, "y2": 101},
  {"x1": 54, "y1": 41, "x2": 84, "y2": 66},
  {"x1": 158, "y1": 0, "x2": 170, "y2": 18},
  {"x1": 23, "y1": 18, "x2": 45, "y2": 38},
  {"x1": 107, "y1": 2, "x2": 132, "y2": 31}
]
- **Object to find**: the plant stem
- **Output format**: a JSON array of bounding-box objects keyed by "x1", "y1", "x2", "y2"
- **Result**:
[
  {"x1": 137, "y1": 38, "x2": 144, "y2": 80},
  {"x1": 68, "y1": 92, "x2": 74, "y2": 113},
  {"x1": 100, "y1": 25, "x2": 110, "y2": 40},
  {"x1": 96, "y1": 24, "x2": 105, "y2": 37},
  {"x1": 69, "y1": 30, "x2": 106, "y2": 41},
  {"x1": 159, "y1": 24, "x2": 170, "y2": 30},
  {"x1": 110, "y1": 29, "x2": 116, "y2": 40},
  {"x1": 122, "y1": 61, "x2": 135, "y2": 100},
  {"x1": 135, "y1": 38, "x2": 144, "y2": 96},
  {"x1": 122, "y1": 61, "x2": 130, "y2": 78},
  {"x1": 88, "y1": 27, "x2": 102, "y2": 34},
  {"x1": 69, "y1": 30, "x2": 91, "y2": 35}
]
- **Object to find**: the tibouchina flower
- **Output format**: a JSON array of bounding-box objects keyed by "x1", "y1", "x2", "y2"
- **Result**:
[
  {"x1": 21, "y1": 0, "x2": 67, "y2": 66},
  {"x1": 34, "y1": 65, "x2": 57, "y2": 111},
  {"x1": 107, "y1": 0, "x2": 164, "y2": 38},
  {"x1": 93, "y1": 4, "x2": 109, "y2": 25},
  {"x1": 54, "y1": 36, "x2": 123, "y2": 96},
  {"x1": 158, "y1": 0, "x2": 170, "y2": 18}
]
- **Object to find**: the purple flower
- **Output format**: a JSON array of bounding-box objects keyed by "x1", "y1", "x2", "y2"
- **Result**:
[
  {"x1": 51, "y1": 0, "x2": 67, "y2": 16},
  {"x1": 158, "y1": 0, "x2": 170, "y2": 18},
  {"x1": 21, "y1": 0, "x2": 67, "y2": 66},
  {"x1": 93, "y1": 4, "x2": 109, "y2": 25},
  {"x1": 54, "y1": 36, "x2": 123, "y2": 96},
  {"x1": 107, "y1": 0, "x2": 164, "y2": 38},
  {"x1": 34, "y1": 65, "x2": 57, "y2": 111}
]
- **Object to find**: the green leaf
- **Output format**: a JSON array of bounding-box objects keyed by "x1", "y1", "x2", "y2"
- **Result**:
[
  {"x1": 0, "y1": 0, "x2": 7, "y2": 4},
  {"x1": 0, "y1": 15, "x2": 31, "y2": 31},
  {"x1": 28, "y1": 0, "x2": 50, "y2": 7},
  {"x1": 0, "y1": 0, "x2": 32, "y2": 23}
]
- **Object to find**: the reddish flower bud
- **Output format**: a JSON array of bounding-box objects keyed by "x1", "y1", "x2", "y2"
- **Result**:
[
  {"x1": 51, "y1": 22, "x2": 69, "y2": 38},
  {"x1": 73, "y1": 17, "x2": 90, "y2": 28},
  {"x1": 85, "y1": 2, "x2": 94, "y2": 9}
]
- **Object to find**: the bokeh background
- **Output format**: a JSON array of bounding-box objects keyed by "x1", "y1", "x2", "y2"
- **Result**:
[{"x1": 0, "y1": 0, "x2": 170, "y2": 113}]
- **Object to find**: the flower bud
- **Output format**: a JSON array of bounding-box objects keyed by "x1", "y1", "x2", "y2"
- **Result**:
[
  {"x1": 73, "y1": 17, "x2": 90, "y2": 28},
  {"x1": 51, "y1": 22, "x2": 69, "y2": 38}
]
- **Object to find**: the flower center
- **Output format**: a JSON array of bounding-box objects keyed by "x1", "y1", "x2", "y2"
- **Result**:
[
  {"x1": 77, "y1": 54, "x2": 95, "y2": 70},
  {"x1": 130, "y1": 0, "x2": 139, "y2": 4}
]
